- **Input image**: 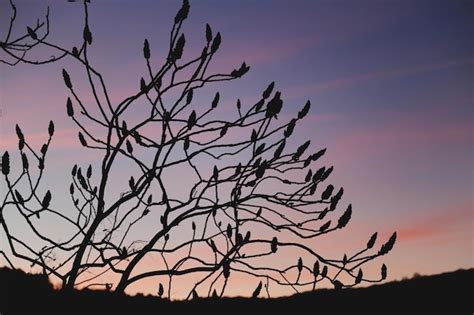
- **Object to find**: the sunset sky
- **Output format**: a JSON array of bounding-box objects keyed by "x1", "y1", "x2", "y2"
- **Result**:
[{"x1": 0, "y1": 0, "x2": 472, "y2": 298}]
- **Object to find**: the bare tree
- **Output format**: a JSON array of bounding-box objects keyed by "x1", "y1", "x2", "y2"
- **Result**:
[{"x1": 0, "y1": 0, "x2": 396, "y2": 299}]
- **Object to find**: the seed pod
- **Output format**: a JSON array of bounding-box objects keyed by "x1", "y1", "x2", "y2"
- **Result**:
[
  {"x1": 379, "y1": 232, "x2": 397, "y2": 255},
  {"x1": 211, "y1": 92, "x2": 220, "y2": 108},
  {"x1": 18, "y1": 139, "x2": 25, "y2": 151},
  {"x1": 158, "y1": 283, "x2": 164, "y2": 297},
  {"x1": 174, "y1": 0, "x2": 190, "y2": 23},
  {"x1": 236, "y1": 233, "x2": 243, "y2": 245},
  {"x1": 83, "y1": 24, "x2": 92, "y2": 45},
  {"x1": 87, "y1": 165, "x2": 92, "y2": 178},
  {"x1": 321, "y1": 265, "x2": 328, "y2": 278},
  {"x1": 298, "y1": 100, "x2": 311, "y2": 119},
  {"x1": 252, "y1": 282, "x2": 262, "y2": 298},
  {"x1": 271, "y1": 237, "x2": 278, "y2": 253},
  {"x1": 311, "y1": 148, "x2": 326, "y2": 161},
  {"x1": 122, "y1": 121, "x2": 128, "y2": 134},
  {"x1": 126, "y1": 140, "x2": 133, "y2": 154},
  {"x1": 265, "y1": 91, "x2": 283, "y2": 118},
  {"x1": 284, "y1": 119, "x2": 296, "y2": 138},
  {"x1": 337, "y1": 204, "x2": 352, "y2": 229},
  {"x1": 297, "y1": 257, "x2": 303, "y2": 273},
  {"x1": 140, "y1": 77, "x2": 147, "y2": 93},
  {"x1": 244, "y1": 231, "x2": 251, "y2": 243},
  {"x1": 220, "y1": 123, "x2": 228, "y2": 137},
  {"x1": 211, "y1": 32, "x2": 221, "y2": 53},
  {"x1": 78, "y1": 172, "x2": 87, "y2": 190},
  {"x1": 209, "y1": 239, "x2": 217, "y2": 252},
  {"x1": 21, "y1": 153, "x2": 29, "y2": 170},
  {"x1": 223, "y1": 261, "x2": 230, "y2": 279},
  {"x1": 48, "y1": 121, "x2": 55, "y2": 137},
  {"x1": 321, "y1": 184, "x2": 334, "y2": 200},
  {"x1": 255, "y1": 143, "x2": 265, "y2": 156},
  {"x1": 62, "y1": 69, "x2": 72, "y2": 89},
  {"x1": 254, "y1": 99, "x2": 265, "y2": 112},
  {"x1": 14, "y1": 190, "x2": 24, "y2": 204},
  {"x1": 27, "y1": 26, "x2": 37, "y2": 40},
  {"x1": 72, "y1": 46, "x2": 79, "y2": 57},
  {"x1": 143, "y1": 38, "x2": 150, "y2": 59},
  {"x1": 319, "y1": 220, "x2": 331, "y2": 232},
  {"x1": 42, "y1": 191, "x2": 51, "y2": 209},
  {"x1": 16, "y1": 125, "x2": 24, "y2": 142},
  {"x1": 355, "y1": 269, "x2": 363, "y2": 284},
  {"x1": 172, "y1": 34, "x2": 185, "y2": 61},
  {"x1": 1, "y1": 152, "x2": 10, "y2": 176},
  {"x1": 205, "y1": 23, "x2": 212, "y2": 42},
  {"x1": 367, "y1": 232, "x2": 378, "y2": 249},
  {"x1": 336, "y1": 187, "x2": 344, "y2": 199},
  {"x1": 305, "y1": 170, "x2": 313, "y2": 182},
  {"x1": 273, "y1": 140, "x2": 286, "y2": 159},
  {"x1": 226, "y1": 224, "x2": 232, "y2": 239},
  {"x1": 262, "y1": 81, "x2": 275, "y2": 99},
  {"x1": 381, "y1": 264, "x2": 387, "y2": 280},
  {"x1": 321, "y1": 166, "x2": 333, "y2": 181},
  {"x1": 251, "y1": 129, "x2": 257, "y2": 142},
  {"x1": 319, "y1": 208, "x2": 328, "y2": 220},
  {"x1": 312, "y1": 167, "x2": 325, "y2": 183},
  {"x1": 187, "y1": 110, "x2": 197, "y2": 129},
  {"x1": 186, "y1": 89, "x2": 193, "y2": 104},
  {"x1": 78, "y1": 132, "x2": 87, "y2": 147},
  {"x1": 66, "y1": 97, "x2": 74, "y2": 116},
  {"x1": 184, "y1": 136, "x2": 190, "y2": 150},
  {"x1": 293, "y1": 140, "x2": 311, "y2": 160},
  {"x1": 313, "y1": 261, "x2": 320, "y2": 277}
]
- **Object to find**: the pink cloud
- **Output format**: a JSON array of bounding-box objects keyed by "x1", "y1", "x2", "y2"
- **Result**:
[
  {"x1": 392, "y1": 201, "x2": 472, "y2": 243},
  {"x1": 328, "y1": 109, "x2": 472, "y2": 163},
  {"x1": 1, "y1": 127, "x2": 80, "y2": 151},
  {"x1": 214, "y1": 35, "x2": 319, "y2": 68},
  {"x1": 287, "y1": 58, "x2": 474, "y2": 98}
]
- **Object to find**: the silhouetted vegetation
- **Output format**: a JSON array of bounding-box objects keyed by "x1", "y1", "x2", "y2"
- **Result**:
[
  {"x1": 1, "y1": 0, "x2": 396, "y2": 300},
  {"x1": 1, "y1": 267, "x2": 472, "y2": 314}
]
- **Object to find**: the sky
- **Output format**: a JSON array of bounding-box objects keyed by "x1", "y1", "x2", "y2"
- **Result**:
[{"x1": 0, "y1": 0, "x2": 473, "y2": 299}]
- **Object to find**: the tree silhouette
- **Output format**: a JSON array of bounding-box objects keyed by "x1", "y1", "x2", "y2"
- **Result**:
[{"x1": 0, "y1": 0, "x2": 396, "y2": 299}]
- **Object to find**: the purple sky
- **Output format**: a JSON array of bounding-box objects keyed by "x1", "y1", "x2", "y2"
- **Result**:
[{"x1": 1, "y1": 0, "x2": 472, "y2": 297}]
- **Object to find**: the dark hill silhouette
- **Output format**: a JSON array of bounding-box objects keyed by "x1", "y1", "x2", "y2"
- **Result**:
[{"x1": 1, "y1": 267, "x2": 472, "y2": 314}]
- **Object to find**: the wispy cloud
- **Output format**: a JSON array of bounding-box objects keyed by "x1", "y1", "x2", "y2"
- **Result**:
[
  {"x1": 287, "y1": 58, "x2": 474, "y2": 98},
  {"x1": 395, "y1": 201, "x2": 472, "y2": 243}
]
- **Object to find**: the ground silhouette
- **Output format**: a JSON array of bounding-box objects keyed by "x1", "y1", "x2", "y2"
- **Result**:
[{"x1": 1, "y1": 267, "x2": 472, "y2": 314}]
